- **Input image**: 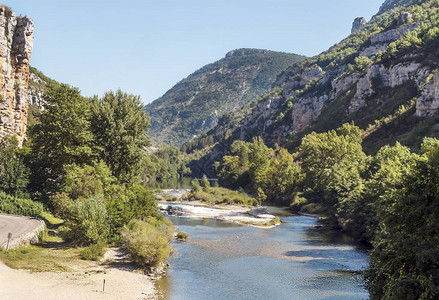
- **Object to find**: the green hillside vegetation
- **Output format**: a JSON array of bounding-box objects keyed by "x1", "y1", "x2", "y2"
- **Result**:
[
  {"x1": 145, "y1": 49, "x2": 306, "y2": 146},
  {"x1": 184, "y1": 0, "x2": 439, "y2": 178}
]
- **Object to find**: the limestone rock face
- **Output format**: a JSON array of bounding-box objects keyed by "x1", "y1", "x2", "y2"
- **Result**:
[
  {"x1": 348, "y1": 62, "x2": 428, "y2": 114},
  {"x1": 351, "y1": 17, "x2": 367, "y2": 34},
  {"x1": 359, "y1": 23, "x2": 420, "y2": 58},
  {"x1": 0, "y1": 6, "x2": 33, "y2": 146},
  {"x1": 26, "y1": 72, "x2": 48, "y2": 110},
  {"x1": 416, "y1": 71, "x2": 439, "y2": 117}
]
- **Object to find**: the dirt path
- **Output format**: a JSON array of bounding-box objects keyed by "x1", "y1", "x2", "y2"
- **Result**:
[{"x1": 0, "y1": 248, "x2": 158, "y2": 300}]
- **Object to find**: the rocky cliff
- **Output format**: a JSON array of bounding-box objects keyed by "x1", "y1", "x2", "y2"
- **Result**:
[
  {"x1": 0, "y1": 6, "x2": 33, "y2": 146},
  {"x1": 186, "y1": 0, "x2": 439, "y2": 177}
]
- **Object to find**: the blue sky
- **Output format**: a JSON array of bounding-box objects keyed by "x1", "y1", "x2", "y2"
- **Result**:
[{"x1": 6, "y1": 0, "x2": 385, "y2": 104}]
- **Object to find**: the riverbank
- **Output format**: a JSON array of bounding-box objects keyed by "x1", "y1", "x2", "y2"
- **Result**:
[
  {"x1": 0, "y1": 246, "x2": 157, "y2": 299},
  {"x1": 159, "y1": 201, "x2": 281, "y2": 228}
]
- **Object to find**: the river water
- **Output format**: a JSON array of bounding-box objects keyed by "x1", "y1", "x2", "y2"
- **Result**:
[{"x1": 156, "y1": 207, "x2": 369, "y2": 300}]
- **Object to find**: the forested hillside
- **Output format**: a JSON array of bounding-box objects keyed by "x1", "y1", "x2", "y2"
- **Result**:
[
  {"x1": 145, "y1": 49, "x2": 306, "y2": 146},
  {"x1": 185, "y1": 0, "x2": 439, "y2": 178}
]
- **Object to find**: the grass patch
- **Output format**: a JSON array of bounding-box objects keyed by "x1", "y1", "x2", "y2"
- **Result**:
[
  {"x1": 39, "y1": 211, "x2": 64, "y2": 226},
  {"x1": 80, "y1": 243, "x2": 106, "y2": 261},
  {"x1": 184, "y1": 187, "x2": 258, "y2": 206},
  {"x1": 0, "y1": 235, "x2": 83, "y2": 272}
]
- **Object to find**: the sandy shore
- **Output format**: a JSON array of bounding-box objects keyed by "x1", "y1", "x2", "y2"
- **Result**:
[{"x1": 0, "y1": 248, "x2": 158, "y2": 300}]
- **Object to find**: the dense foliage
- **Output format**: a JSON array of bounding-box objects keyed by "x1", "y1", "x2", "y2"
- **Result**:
[
  {"x1": 365, "y1": 138, "x2": 439, "y2": 299},
  {"x1": 0, "y1": 136, "x2": 29, "y2": 198},
  {"x1": 142, "y1": 145, "x2": 191, "y2": 182},
  {"x1": 91, "y1": 90, "x2": 151, "y2": 184},
  {"x1": 0, "y1": 191, "x2": 44, "y2": 217},
  {"x1": 0, "y1": 83, "x2": 172, "y2": 268},
  {"x1": 218, "y1": 121, "x2": 439, "y2": 297},
  {"x1": 219, "y1": 137, "x2": 300, "y2": 205},
  {"x1": 29, "y1": 84, "x2": 94, "y2": 202}
]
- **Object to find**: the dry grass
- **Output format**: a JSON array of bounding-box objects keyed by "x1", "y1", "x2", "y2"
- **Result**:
[{"x1": 0, "y1": 235, "x2": 93, "y2": 272}]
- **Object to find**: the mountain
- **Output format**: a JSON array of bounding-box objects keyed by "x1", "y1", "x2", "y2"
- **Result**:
[
  {"x1": 185, "y1": 0, "x2": 439, "y2": 177},
  {"x1": 144, "y1": 49, "x2": 306, "y2": 146}
]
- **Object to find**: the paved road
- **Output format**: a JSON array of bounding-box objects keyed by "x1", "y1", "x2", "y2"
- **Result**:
[{"x1": 0, "y1": 214, "x2": 43, "y2": 248}]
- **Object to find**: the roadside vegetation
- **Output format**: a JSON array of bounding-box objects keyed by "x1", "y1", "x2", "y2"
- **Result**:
[{"x1": 0, "y1": 84, "x2": 174, "y2": 272}]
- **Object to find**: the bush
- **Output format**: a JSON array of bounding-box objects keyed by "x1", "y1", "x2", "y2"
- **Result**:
[
  {"x1": 105, "y1": 184, "x2": 158, "y2": 241},
  {"x1": 64, "y1": 196, "x2": 109, "y2": 245},
  {"x1": 0, "y1": 191, "x2": 44, "y2": 217},
  {"x1": 80, "y1": 243, "x2": 106, "y2": 261},
  {"x1": 122, "y1": 218, "x2": 174, "y2": 268},
  {"x1": 176, "y1": 232, "x2": 189, "y2": 240},
  {"x1": 201, "y1": 175, "x2": 210, "y2": 191}
]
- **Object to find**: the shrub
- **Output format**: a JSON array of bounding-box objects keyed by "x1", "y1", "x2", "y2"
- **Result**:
[
  {"x1": 190, "y1": 179, "x2": 201, "y2": 192},
  {"x1": 80, "y1": 243, "x2": 106, "y2": 261},
  {"x1": 105, "y1": 184, "x2": 158, "y2": 241},
  {"x1": 176, "y1": 232, "x2": 189, "y2": 240},
  {"x1": 186, "y1": 187, "x2": 258, "y2": 206},
  {"x1": 201, "y1": 175, "x2": 210, "y2": 191},
  {"x1": 64, "y1": 196, "x2": 109, "y2": 245},
  {"x1": 122, "y1": 218, "x2": 174, "y2": 268},
  {"x1": 0, "y1": 191, "x2": 44, "y2": 217}
]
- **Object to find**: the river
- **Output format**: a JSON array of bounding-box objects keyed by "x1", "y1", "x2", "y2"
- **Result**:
[{"x1": 156, "y1": 206, "x2": 369, "y2": 299}]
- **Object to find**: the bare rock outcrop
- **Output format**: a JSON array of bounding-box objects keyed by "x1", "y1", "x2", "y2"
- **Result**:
[
  {"x1": 416, "y1": 71, "x2": 439, "y2": 117},
  {"x1": 0, "y1": 6, "x2": 33, "y2": 146},
  {"x1": 348, "y1": 62, "x2": 427, "y2": 114},
  {"x1": 359, "y1": 23, "x2": 420, "y2": 58},
  {"x1": 398, "y1": 12, "x2": 412, "y2": 25},
  {"x1": 351, "y1": 17, "x2": 367, "y2": 34},
  {"x1": 27, "y1": 72, "x2": 46, "y2": 109}
]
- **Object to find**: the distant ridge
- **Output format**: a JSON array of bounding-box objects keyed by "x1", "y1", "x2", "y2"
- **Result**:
[{"x1": 144, "y1": 49, "x2": 306, "y2": 146}]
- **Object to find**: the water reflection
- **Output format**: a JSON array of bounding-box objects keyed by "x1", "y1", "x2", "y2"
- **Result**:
[{"x1": 158, "y1": 214, "x2": 369, "y2": 300}]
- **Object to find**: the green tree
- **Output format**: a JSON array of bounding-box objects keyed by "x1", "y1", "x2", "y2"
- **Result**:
[
  {"x1": 218, "y1": 155, "x2": 241, "y2": 185},
  {"x1": 255, "y1": 187, "x2": 267, "y2": 206},
  {"x1": 0, "y1": 136, "x2": 29, "y2": 197},
  {"x1": 248, "y1": 137, "x2": 271, "y2": 193},
  {"x1": 201, "y1": 175, "x2": 210, "y2": 191},
  {"x1": 219, "y1": 140, "x2": 251, "y2": 189},
  {"x1": 299, "y1": 123, "x2": 366, "y2": 226},
  {"x1": 366, "y1": 138, "x2": 439, "y2": 299},
  {"x1": 52, "y1": 161, "x2": 115, "y2": 217},
  {"x1": 91, "y1": 90, "x2": 151, "y2": 183},
  {"x1": 29, "y1": 84, "x2": 94, "y2": 202},
  {"x1": 190, "y1": 179, "x2": 201, "y2": 192},
  {"x1": 104, "y1": 184, "x2": 158, "y2": 241},
  {"x1": 265, "y1": 148, "x2": 300, "y2": 203}
]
